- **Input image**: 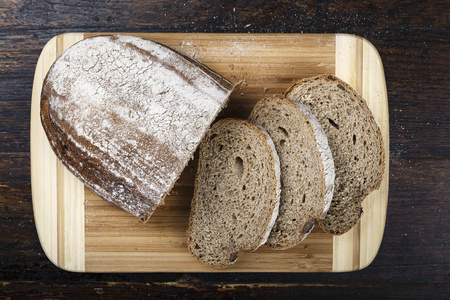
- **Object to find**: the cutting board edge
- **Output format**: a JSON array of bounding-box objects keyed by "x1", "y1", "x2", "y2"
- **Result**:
[
  {"x1": 30, "y1": 33, "x2": 86, "y2": 273},
  {"x1": 332, "y1": 33, "x2": 389, "y2": 272},
  {"x1": 31, "y1": 34, "x2": 59, "y2": 270}
]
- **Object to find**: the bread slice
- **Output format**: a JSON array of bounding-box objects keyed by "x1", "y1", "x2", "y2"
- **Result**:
[
  {"x1": 40, "y1": 35, "x2": 234, "y2": 221},
  {"x1": 187, "y1": 118, "x2": 281, "y2": 268},
  {"x1": 249, "y1": 97, "x2": 335, "y2": 249},
  {"x1": 285, "y1": 75, "x2": 385, "y2": 235}
]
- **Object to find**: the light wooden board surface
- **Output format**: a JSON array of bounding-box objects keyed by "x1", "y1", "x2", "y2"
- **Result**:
[{"x1": 30, "y1": 33, "x2": 389, "y2": 272}]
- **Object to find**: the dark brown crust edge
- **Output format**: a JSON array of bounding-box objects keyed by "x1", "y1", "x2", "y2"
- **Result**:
[
  {"x1": 186, "y1": 118, "x2": 279, "y2": 268},
  {"x1": 41, "y1": 93, "x2": 159, "y2": 221},
  {"x1": 284, "y1": 74, "x2": 385, "y2": 235}
]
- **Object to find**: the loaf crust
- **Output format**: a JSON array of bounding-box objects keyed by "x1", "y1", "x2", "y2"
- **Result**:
[{"x1": 41, "y1": 35, "x2": 234, "y2": 221}]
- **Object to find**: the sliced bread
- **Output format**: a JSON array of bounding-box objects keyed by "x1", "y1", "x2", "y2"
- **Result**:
[
  {"x1": 40, "y1": 35, "x2": 234, "y2": 221},
  {"x1": 187, "y1": 118, "x2": 281, "y2": 268},
  {"x1": 249, "y1": 97, "x2": 335, "y2": 249},
  {"x1": 285, "y1": 75, "x2": 385, "y2": 235}
]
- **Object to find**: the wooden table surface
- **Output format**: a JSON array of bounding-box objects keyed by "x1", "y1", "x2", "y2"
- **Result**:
[{"x1": 1, "y1": 1, "x2": 448, "y2": 299}]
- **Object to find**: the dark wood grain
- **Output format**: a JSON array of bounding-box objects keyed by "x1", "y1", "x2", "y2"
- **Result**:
[
  {"x1": 0, "y1": 0, "x2": 449, "y2": 298},
  {"x1": 0, "y1": 280, "x2": 447, "y2": 299}
]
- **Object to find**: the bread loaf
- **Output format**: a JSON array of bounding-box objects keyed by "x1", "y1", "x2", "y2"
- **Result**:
[
  {"x1": 187, "y1": 118, "x2": 281, "y2": 268},
  {"x1": 41, "y1": 35, "x2": 234, "y2": 221},
  {"x1": 285, "y1": 75, "x2": 385, "y2": 235},
  {"x1": 249, "y1": 97, "x2": 335, "y2": 249}
]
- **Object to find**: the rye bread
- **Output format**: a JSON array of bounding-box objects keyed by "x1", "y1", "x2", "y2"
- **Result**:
[
  {"x1": 187, "y1": 118, "x2": 281, "y2": 268},
  {"x1": 249, "y1": 97, "x2": 335, "y2": 249},
  {"x1": 285, "y1": 75, "x2": 385, "y2": 235},
  {"x1": 40, "y1": 35, "x2": 234, "y2": 221}
]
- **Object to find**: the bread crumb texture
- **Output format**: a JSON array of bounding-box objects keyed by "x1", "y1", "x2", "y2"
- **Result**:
[
  {"x1": 188, "y1": 119, "x2": 280, "y2": 268},
  {"x1": 285, "y1": 75, "x2": 384, "y2": 235}
]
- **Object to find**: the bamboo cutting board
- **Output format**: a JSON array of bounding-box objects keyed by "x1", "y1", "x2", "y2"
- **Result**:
[{"x1": 30, "y1": 33, "x2": 389, "y2": 272}]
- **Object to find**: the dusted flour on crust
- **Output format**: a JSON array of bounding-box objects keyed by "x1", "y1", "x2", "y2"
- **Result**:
[{"x1": 41, "y1": 35, "x2": 234, "y2": 221}]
